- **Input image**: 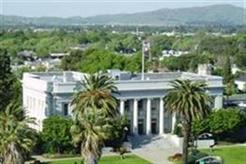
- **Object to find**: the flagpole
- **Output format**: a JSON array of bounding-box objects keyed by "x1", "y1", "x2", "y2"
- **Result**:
[{"x1": 141, "y1": 41, "x2": 145, "y2": 80}]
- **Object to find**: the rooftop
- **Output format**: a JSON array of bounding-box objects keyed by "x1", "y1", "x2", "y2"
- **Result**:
[
  {"x1": 25, "y1": 71, "x2": 86, "y2": 83},
  {"x1": 24, "y1": 69, "x2": 222, "y2": 84}
]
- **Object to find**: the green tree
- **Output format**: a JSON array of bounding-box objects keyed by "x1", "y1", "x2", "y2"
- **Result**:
[
  {"x1": 192, "y1": 108, "x2": 246, "y2": 141},
  {"x1": 0, "y1": 103, "x2": 37, "y2": 164},
  {"x1": 71, "y1": 74, "x2": 119, "y2": 164},
  {"x1": 223, "y1": 56, "x2": 236, "y2": 96},
  {"x1": 72, "y1": 74, "x2": 118, "y2": 117},
  {"x1": 0, "y1": 49, "x2": 16, "y2": 110},
  {"x1": 41, "y1": 116, "x2": 73, "y2": 154},
  {"x1": 164, "y1": 80, "x2": 211, "y2": 164},
  {"x1": 208, "y1": 108, "x2": 246, "y2": 136},
  {"x1": 223, "y1": 56, "x2": 233, "y2": 84},
  {"x1": 105, "y1": 116, "x2": 128, "y2": 149}
]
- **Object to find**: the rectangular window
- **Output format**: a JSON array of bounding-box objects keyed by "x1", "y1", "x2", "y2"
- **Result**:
[{"x1": 63, "y1": 103, "x2": 69, "y2": 116}]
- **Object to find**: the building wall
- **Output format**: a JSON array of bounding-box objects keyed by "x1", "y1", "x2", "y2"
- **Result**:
[
  {"x1": 235, "y1": 80, "x2": 246, "y2": 91},
  {"x1": 22, "y1": 72, "x2": 224, "y2": 133}
]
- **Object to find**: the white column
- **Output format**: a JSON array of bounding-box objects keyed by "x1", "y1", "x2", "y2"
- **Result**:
[
  {"x1": 214, "y1": 95, "x2": 223, "y2": 109},
  {"x1": 146, "y1": 98, "x2": 151, "y2": 135},
  {"x1": 133, "y1": 99, "x2": 138, "y2": 135},
  {"x1": 172, "y1": 113, "x2": 176, "y2": 133},
  {"x1": 159, "y1": 97, "x2": 164, "y2": 135},
  {"x1": 120, "y1": 100, "x2": 125, "y2": 115}
]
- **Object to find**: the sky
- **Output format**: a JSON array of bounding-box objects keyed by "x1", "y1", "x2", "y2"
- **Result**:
[{"x1": 0, "y1": 0, "x2": 245, "y2": 17}]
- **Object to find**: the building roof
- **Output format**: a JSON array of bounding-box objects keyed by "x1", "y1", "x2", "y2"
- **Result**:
[
  {"x1": 24, "y1": 69, "x2": 222, "y2": 85},
  {"x1": 25, "y1": 72, "x2": 86, "y2": 83}
]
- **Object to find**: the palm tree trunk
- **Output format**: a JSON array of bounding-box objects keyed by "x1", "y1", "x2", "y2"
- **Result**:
[
  {"x1": 182, "y1": 122, "x2": 191, "y2": 164},
  {"x1": 4, "y1": 143, "x2": 24, "y2": 164},
  {"x1": 84, "y1": 154, "x2": 98, "y2": 164}
]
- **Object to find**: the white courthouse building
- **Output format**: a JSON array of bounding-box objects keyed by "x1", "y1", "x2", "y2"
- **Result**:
[{"x1": 23, "y1": 70, "x2": 224, "y2": 135}]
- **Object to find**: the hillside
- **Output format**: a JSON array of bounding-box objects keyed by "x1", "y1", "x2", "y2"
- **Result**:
[{"x1": 0, "y1": 4, "x2": 245, "y2": 26}]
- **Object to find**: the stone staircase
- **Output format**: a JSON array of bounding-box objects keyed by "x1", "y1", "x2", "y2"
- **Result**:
[{"x1": 130, "y1": 135, "x2": 182, "y2": 164}]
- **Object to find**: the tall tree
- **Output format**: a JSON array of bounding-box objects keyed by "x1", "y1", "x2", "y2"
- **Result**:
[
  {"x1": 72, "y1": 74, "x2": 118, "y2": 117},
  {"x1": 223, "y1": 56, "x2": 236, "y2": 96},
  {"x1": 164, "y1": 80, "x2": 211, "y2": 164},
  {"x1": 0, "y1": 102, "x2": 37, "y2": 164},
  {"x1": 223, "y1": 55, "x2": 233, "y2": 84},
  {"x1": 71, "y1": 74, "x2": 119, "y2": 164},
  {"x1": 0, "y1": 49, "x2": 16, "y2": 110}
]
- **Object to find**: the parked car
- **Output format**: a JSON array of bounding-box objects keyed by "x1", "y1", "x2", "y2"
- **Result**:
[{"x1": 196, "y1": 156, "x2": 223, "y2": 164}]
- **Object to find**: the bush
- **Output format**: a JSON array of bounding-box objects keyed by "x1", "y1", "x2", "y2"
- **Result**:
[
  {"x1": 173, "y1": 122, "x2": 183, "y2": 137},
  {"x1": 41, "y1": 116, "x2": 74, "y2": 154},
  {"x1": 168, "y1": 150, "x2": 208, "y2": 164},
  {"x1": 42, "y1": 153, "x2": 80, "y2": 159},
  {"x1": 168, "y1": 153, "x2": 182, "y2": 162},
  {"x1": 188, "y1": 150, "x2": 208, "y2": 164},
  {"x1": 104, "y1": 116, "x2": 128, "y2": 148},
  {"x1": 192, "y1": 108, "x2": 246, "y2": 139}
]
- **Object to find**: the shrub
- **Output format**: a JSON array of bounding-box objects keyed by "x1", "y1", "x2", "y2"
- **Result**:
[
  {"x1": 188, "y1": 150, "x2": 208, "y2": 164},
  {"x1": 168, "y1": 151, "x2": 208, "y2": 164},
  {"x1": 208, "y1": 108, "x2": 246, "y2": 135},
  {"x1": 104, "y1": 116, "x2": 128, "y2": 148},
  {"x1": 41, "y1": 116, "x2": 74, "y2": 154},
  {"x1": 168, "y1": 153, "x2": 182, "y2": 162},
  {"x1": 173, "y1": 122, "x2": 183, "y2": 137},
  {"x1": 192, "y1": 108, "x2": 246, "y2": 139}
]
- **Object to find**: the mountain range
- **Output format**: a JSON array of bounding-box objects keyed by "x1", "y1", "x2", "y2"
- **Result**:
[{"x1": 0, "y1": 4, "x2": 245, "y2": 26}]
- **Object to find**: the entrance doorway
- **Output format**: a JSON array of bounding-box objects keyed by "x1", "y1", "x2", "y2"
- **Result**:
[
  {"x1": 151, "y1": 119, "x2": 157, "y2": 134},
  {"x1": 138, "y1": 119, "x2": 144, "y2": 135}
]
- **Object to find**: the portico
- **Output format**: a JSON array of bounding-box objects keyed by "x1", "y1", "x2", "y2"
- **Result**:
[{"x1": 119, "y1": 98, "x2": 173, "y2": 135}]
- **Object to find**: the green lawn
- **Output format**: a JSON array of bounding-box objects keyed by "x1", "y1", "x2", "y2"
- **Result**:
[
  {"x1": 200, "y1": 146, "x2": 246, "y2": 164},
  {"x1": 47, "y1": 155, "x2": 151, "y2": 164}
]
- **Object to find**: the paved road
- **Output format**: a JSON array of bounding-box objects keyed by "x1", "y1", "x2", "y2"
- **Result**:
[{"x1": 131, "y1": 135, "x2": 182, "y2": 164}]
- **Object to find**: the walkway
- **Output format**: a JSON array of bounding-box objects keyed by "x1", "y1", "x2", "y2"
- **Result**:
[{"x1": 131, "y1": 135, "x2": 182, "y2": 164}]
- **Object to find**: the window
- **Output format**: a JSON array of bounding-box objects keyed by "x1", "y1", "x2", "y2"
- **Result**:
[{"x1": 63, "y1": 103, "x2": 69, "y2": 116}]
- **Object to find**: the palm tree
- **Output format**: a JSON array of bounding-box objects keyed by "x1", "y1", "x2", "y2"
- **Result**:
[
  {"x1": 71, "y1": 74, "x2": 119, "y2": 164},
  {"x1": 72, "y1": 74, "x2": 119, "y2": 117},
  {"x1": 71, "y1": 108, "x2": 111, "y2": 164},
  {"x1": 164, "y1": 79, "x2": 211, "y2": 164},
  {"x1": 0, "y1": 102, "x2": 37, "y2": 164}
]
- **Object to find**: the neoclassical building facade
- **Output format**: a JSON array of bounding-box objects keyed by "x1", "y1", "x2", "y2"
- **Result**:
[{"x1": 22, "y1": 70, "x2": 224, "y2": 134}]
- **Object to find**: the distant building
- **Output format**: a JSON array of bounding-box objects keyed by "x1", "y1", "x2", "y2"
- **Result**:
[
  {"x1": 23, "y1": 70, "x2": 224, "y2": 133},
  {"x1": 159, "y1": 50, "x2": 189, "y2": 60},
  {"x1": 231, "y1": 64, "x2": 241, "y2": 75},
  {"x1": 235, "y1": 73, "x2": 246, "y2": 91},
  {"x1": 17, "y1": 50, "x2": 35, "y2": 61},
  {"x1": 70, "y1": 44, "x2": 91, "y2": 51},
  {"x1": 197, "y1": 64, "x2": 212, "y2": 76},
  {"x1": 49, "y1": 53, "x2": 69, "y2": 59}
]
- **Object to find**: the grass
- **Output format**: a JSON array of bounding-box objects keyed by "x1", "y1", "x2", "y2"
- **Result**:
[
  {"x1": 200, "y1": 146, "x2": 246, "y2": 164},
  {"x1": 46, "y1": 155, "x2": 151, "y2": 164}
]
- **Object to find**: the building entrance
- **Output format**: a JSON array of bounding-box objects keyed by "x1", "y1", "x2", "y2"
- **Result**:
[
  {"x1": 151, "y1": 119, "x2": 158, "y2": 134},
  {"x1": 138, "y1": 119, "x2": 144, "y2": 135}
]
